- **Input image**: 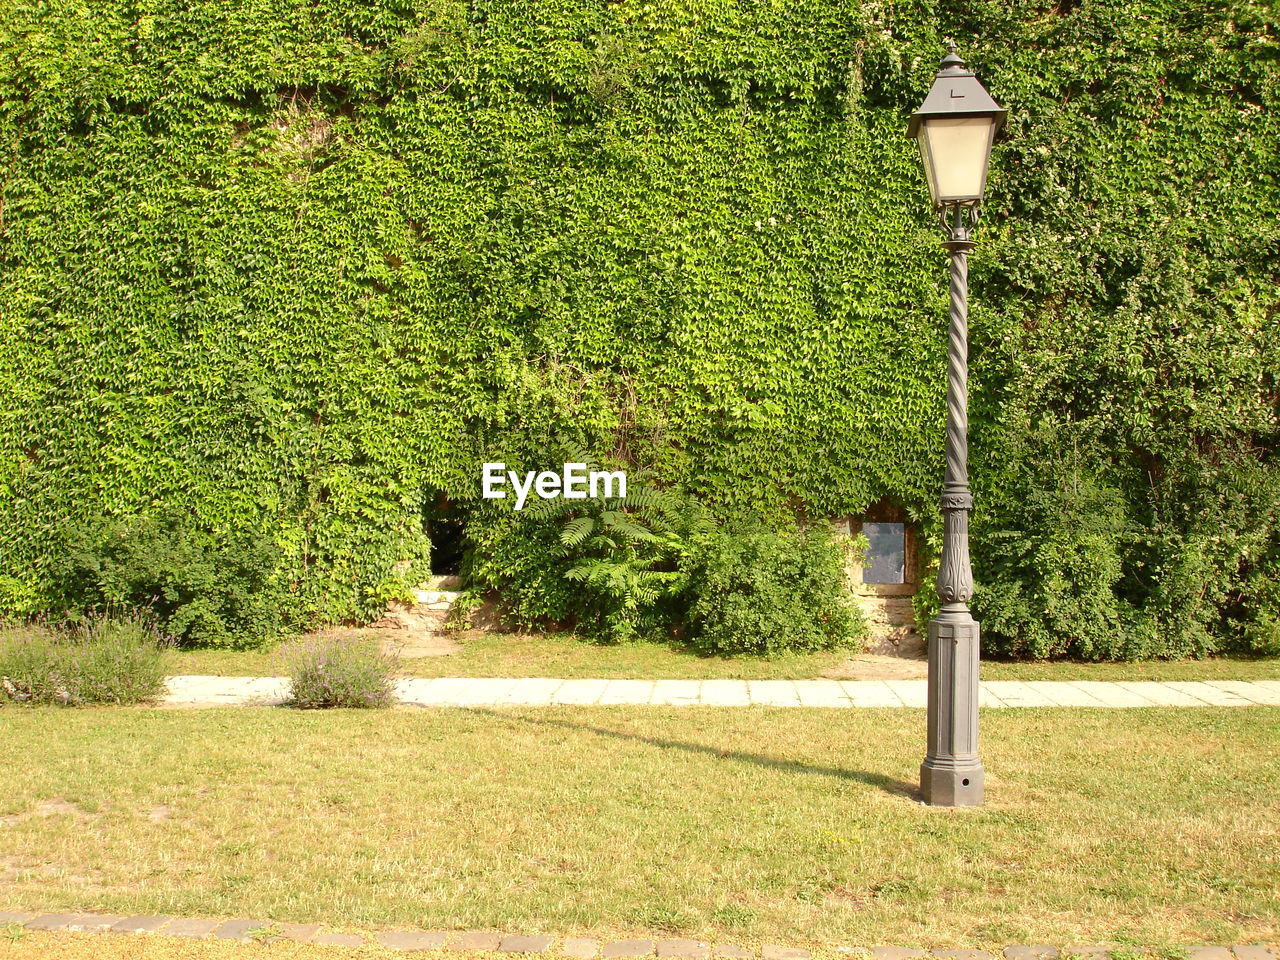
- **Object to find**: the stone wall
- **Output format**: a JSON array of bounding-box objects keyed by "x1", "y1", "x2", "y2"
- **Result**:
[{"x1": 835, "y1": 508, "x2": 924, "y2": 659}]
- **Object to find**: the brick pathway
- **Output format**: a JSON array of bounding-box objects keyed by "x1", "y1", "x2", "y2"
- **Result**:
[
  {"x1": 161, "y1": 676, "x2": 1280, "y2": 708},
  {"x1": 2, "y1": 912, "x2": 1276, "y2": 959}
]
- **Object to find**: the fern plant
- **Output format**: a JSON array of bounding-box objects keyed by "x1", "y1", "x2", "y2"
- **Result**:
[{"x1": 522, "y1": 481, "x2": 714, "y2": 642}]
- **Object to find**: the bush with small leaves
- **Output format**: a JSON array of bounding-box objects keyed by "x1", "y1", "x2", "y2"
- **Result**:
[
  {"x1": 687, "y1": 524, "x2": 865, "y2": 657},
  {"x1": 59, "y1": 511, "x2": 292, "y2": 649}
]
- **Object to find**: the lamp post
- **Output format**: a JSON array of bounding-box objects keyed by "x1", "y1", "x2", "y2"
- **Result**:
[{"x1": 908, "y1": 43, "x2": 1005, "y2": 807}]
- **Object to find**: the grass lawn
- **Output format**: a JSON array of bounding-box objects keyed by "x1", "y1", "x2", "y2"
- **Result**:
[
  {"x1": 1, "y1": 706, "x2": 1277, "y2": 949},
  {"x1": 164, "y1": 632, "x2": 861, "y2": 680},
  {"x1": 162, "y1": 631, "x2": 1280, "y2": 682}
]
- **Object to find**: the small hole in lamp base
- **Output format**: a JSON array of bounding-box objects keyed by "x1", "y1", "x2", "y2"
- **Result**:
[{"x1": 962, "y1": 778, "x2": 970, "y2": 786}]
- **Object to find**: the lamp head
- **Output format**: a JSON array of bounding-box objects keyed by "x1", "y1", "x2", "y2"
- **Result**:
[{"x1": 908, "y1": 44, "x2": 1006, "y2": 207}]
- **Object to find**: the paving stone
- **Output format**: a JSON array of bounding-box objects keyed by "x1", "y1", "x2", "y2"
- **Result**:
[
  {"x1": 463, "y1": 680, "x2": 518, "y2": 704},
  {"x1": 1184, "y1": 949, "x2": 1233, "y2": 960},
  {"x1": 839, "y1": 682, "x2": 904, "y2": 708},
  {"x1": 452, "y1": 679, "x2": 522, "y2": 706},
  {"x1": 379, "y1": 931, "x2": 449, "y2": 951},
  {"x1": 66, "y1": 914, "x2": 126, "y2": 933},
  {"x1": 551, "y1": 679, "x2": 609, "y2": 705},
  {"x1": 498, "y1": 679, "x2": 566, "y2": 706},
  {"x1": 981, "y1": 681, "x2": 1055, "y2": 708},
  {"x1": 453, "y1": 931, "x2": 503, "y2": 952},
  {"x1": 978, "y1": 685, "x2": 1010, "y2": 708},
  {"x1": 657, "y1": 939, "x2": 710, "y2": 959},
  {"x1": 213, "y1": 918, "x2": 273, "y2": 941},
  {"x1": 109, "y1": 916, "x2": 173, "y2": 935},
  {"x1": 598, "y1": 680, "x2": 659, "y2": 706},
  {"x1": 792, "y1": 681, "x2": 851, "y2": 708},
  {"x1": 884, "y1": 680, "x2": 929, "y2": 708},
  {"x1": 869, "y1": 949, "x2": 927, "y2": 960},
  {"x1": 167, "y1": 673, "x2": 1278, "y2": 709},
  {"x1": 603, "y1": 939, "x2": 657, "y2": 958},
  {"x1": 1157, "y1": 682, "x2": 1250, "y2": 707},
  {"x1": 1061, "y1": 947, "x2": 1110, "y2": 959},
  {"x1": 761, "y1": 946, "x2": 810, "y2": 960},
  {"x1": 500, "y1": 935, "x2": 555, "y2": 954},
  {"x1": 1004, "y1": 947, "x2": 1059, "y2": 960},
  {"x1": 711, "y1": 945, "x2": 753, "y2": 959},
  {"x1": 1016, "y1": 682, "x2": 1107, "y2": 707},
  {"x1": 0, "y1": 913, "x2": 33, "y2": 924},
  {"x1": 314, "y1": 932, "x2": 365, "y2": 947},
  {"x1": 1109, "y1": 682, "x2": 1205, "y2": 707},
  {"x1": 1059, "y1": 682, "x2": 1152, "y2": 708},
  {"x1": 1232, "y1": 949, "x2": 1280, "y2": 960},
  {"x1": 1205, "y1": 681, "x2": 1280, "y2": 706},
  {"x1": 564, "y1": 938, "x2": 601, "y2": 958},
  {"x1": 650, "y1": 680, "x2": 703, "y2": 705},
  {"x1": 400, "y1": 678, "x2": 470, "y2": 706},
  {"x1": 163, "y1": 918, "x2": 221, "y2": 938},
  {"x1": 273, "y1": 923, "x2": 323, "y2": 943},
  {"x1": 25, "y1": 914, "x2": 89, "y2": 931},
  {"x1": 697, "y1": 680, "x2": 752, "y2": 707},
  {"x1": 934, "y1": 952, "x2": 995, "y2": 960},
  {"x1": 746, "y1": 680, "x2": 802, "y2": 706}
]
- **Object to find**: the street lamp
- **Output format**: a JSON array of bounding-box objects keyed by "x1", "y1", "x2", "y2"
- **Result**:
[{"x1": 908, "y1": 42, "x2": 1005, "y2": 807}]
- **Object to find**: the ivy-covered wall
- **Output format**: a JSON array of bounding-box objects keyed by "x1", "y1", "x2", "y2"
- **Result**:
[{"x1": 1, "y1": 0, "x2": 1277, "y2": 655}]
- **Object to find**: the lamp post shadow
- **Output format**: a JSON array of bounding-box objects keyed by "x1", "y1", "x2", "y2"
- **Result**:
[{"x1": 466, "y1": 707, "x2": 920, "y2": 801}]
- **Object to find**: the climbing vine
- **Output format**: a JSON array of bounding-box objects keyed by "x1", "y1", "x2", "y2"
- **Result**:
[{"x1": 0, "y1": 0, "x2": 1276, "y2": 655}]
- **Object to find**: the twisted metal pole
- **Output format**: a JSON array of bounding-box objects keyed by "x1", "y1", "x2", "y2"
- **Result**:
[
  {"x1": 944, "y1": 247, "x2": 969, "y2": 489},
  {"x1": 920, "y1": 209, "x2": 984, "y2": 807}
]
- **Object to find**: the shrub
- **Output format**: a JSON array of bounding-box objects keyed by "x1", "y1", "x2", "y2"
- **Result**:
[
  {"x1": 973, "y1": 473, "x2": 1140, "y2": 661},
  {"x1": 549, "y1": 487, "x2": 712, "y2": 642},
  {"x1": 60, "y1": 512, "x2": 291, "y2": 649},
  {"x1": 1244, "y1": 613, "x2": 1280, "y2": 657},
  {"x1": 286, "y1": 635, "x2": 398, "y2": 709},
  {"x1": 466, "y1": 478, "x2": 712, "y2": 643},
  {"x1": 470, "y1": 481, "x2": 868, "y2": 655},
  {"x1": 1235, "y1": 541, "x2": 1280, "y2": 657},
  {"x1": 0, "y1": 612, "x2": 169, "y2": 706},
  {"x1": 686, "y1": 523, "x2": 865, "y2": 657},
  {"x1": 971, "y1": 434, "x2": 1277, "y2": 661}
]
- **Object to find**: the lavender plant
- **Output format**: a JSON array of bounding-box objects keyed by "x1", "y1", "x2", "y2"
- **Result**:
[{"x1": 285, "y1": 635, "x2": 398, "y2": 709}]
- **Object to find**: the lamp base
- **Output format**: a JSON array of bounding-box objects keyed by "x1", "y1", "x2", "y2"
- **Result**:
[
  {"x1": 921, "y1": 610, "x2": 984, "y2": 807},
  {"x1": 920, "y1": 758, "x2": 985, "y2": 806}
]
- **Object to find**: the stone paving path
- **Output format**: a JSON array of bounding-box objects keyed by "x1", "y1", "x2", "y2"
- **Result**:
[
  {"x1": 162, "y1": 676, "x2": 1280, "y2": 708},
  {"x1": 2, "y1": 911, "x2": 1276, "y2": 960}
]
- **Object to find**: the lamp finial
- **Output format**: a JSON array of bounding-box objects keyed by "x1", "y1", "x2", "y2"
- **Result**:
[{"x1": 938, "y1": 41, "x2": 971, "y2": 76}]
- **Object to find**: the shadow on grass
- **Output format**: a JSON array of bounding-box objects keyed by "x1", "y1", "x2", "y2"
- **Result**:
[{"x1": 467, "y1": 707, "x2": 919, "y2": 800}]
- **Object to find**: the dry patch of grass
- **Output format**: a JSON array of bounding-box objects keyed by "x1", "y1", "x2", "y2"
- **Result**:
[{"x1": 0, "y1": 707, "x2": 1277, "y2": 948}]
